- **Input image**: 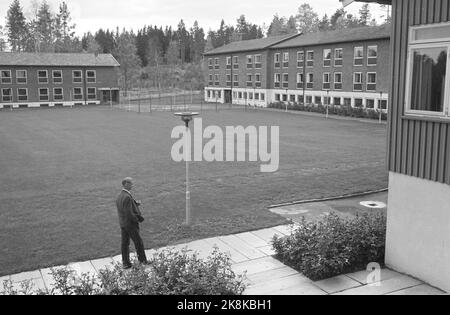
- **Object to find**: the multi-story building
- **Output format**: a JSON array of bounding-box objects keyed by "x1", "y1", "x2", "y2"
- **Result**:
[
  {"x1": 0, "y1": 52, "x2": 120, "y2": 109},
  {"x1": 203, "y1": 25, "x2": 391, "y2": 111}
]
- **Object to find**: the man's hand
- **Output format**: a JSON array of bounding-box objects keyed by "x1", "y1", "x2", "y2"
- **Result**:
[{"x1": 137, "y1": 215, "x2": 145, "y2": 223}]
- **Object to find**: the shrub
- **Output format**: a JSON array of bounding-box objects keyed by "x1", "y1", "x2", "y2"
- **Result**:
[
  {"x1": 1, "y1": 248, "x2": 246, "y2": 295},
  {"x1": 272, "y1": 213, "x2": 386, "y2": 281}
]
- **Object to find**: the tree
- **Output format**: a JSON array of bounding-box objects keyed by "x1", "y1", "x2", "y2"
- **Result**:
[
  {"x1": 267, "y1": 15, "x2": 285, "y2": 37},
  {"x1": 380, "y1": 4, "x2": 392, "y2": 24},
  {"x1": 190, "y1": 21, "x2": 205, "y2": 62},
  {"x1": 6, "y1": 0, "x2": 28, "y2": 51},
  {"x1": 359, "y1": 3, "x2": 371, "y2": 26},
  {"x1": 35, "y1": 1, "x2": 54, "y2": 52},
  {"x1": 54, "y1": 1, "x2": 77, "y2": 52},
  {"x1": 318, "y1": 14, "x2": 331, "y2": 31},
  {"x1": 166, "y1": 40, "x2": 180, "y2": 65},
  {"x1": 330, "y1": 8, "x2": 346, "y2": 30},
  {"x1": 296, "y1": 3, "x2": 319, "y2": 34},
  {"x1": 114, "y1": 30, "x2": 141, "y2": 93},
  {"x1": 83, "y1": 32, "x2": 101, "y2": 53},
  {"x1": 0, "y1": 25, "x2": 7, "y2": 51}
]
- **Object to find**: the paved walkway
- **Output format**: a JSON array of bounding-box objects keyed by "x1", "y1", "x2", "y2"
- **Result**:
[{"x1": 0, "y1": 224, "x2": 445, "y2": 295}]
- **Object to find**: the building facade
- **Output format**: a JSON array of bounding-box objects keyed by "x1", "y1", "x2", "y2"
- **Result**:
[
  {"x1": 204, "y1": 25, "x2": 391, "y2": 111},
  {"x1": 0, "y1": 53, "x2": 120, "y2": 109},
  {"x1": 345, "y1": 0, "x2": 450, "y2": 293}
]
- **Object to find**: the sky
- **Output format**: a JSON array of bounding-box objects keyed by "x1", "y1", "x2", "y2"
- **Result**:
[{"x1": 1, "y1": 0, "x2": 389, "y2": 36}]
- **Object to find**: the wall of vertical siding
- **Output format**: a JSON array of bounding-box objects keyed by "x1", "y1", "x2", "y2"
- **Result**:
[{"x1": 388, "y1": 0, "x2": 450, "y2": 185}]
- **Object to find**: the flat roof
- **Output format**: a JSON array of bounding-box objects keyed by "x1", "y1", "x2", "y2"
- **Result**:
[
  {"x1": 271, "y1": 25, "x2": 391, "y2": 49},
  {"x1": 0, "y1": 52, "x2": 120, "y2": 67}
]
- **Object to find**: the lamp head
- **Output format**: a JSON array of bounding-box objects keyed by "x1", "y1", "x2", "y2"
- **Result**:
[{"x1": 174, "y1": 112, "x2": 200, "y2": 126}]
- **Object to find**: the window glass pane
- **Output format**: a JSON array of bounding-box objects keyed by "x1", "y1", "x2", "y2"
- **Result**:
[
  {"x1": 410, "y1": 47, "x2": 447, "y2": 112},
  {"x1": 414, "y1": 25, "x2": 450, "y2": 41}
]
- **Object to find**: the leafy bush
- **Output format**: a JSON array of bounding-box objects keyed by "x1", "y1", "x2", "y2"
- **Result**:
[
  {"x1": 1, "y1": 247, "x2": 246, "y2": 295},
  {"x1": 272, "y1": 213, "x2": 386, "y2": 281}
]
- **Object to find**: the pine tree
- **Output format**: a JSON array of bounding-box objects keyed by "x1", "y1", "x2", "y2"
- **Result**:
[
  {"x1": 296, "y1": 3, "x2": 320, "y2": 34},
  {"x1": 359, "y1": 3, "x2": 371, "y2": 26},
  {"x1": 318, "y1": 14, "x2": 331, "y2": 31},
  {"x1": 36, "y1": 1, "x2": 55, "y2": 52},
  {"x1": 6, "y1": 0, "x2": 28, "y2": 52},
  {"x1": 114, "y1": 30, "x2": 141, "y2": 92},
  {"x1": 54, "y1": 1, "x2": 76, "y2": 52}
]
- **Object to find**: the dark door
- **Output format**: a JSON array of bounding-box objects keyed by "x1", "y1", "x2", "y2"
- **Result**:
[{"x1": 224, "y1": 90, "x2": 232, "y2": 104}]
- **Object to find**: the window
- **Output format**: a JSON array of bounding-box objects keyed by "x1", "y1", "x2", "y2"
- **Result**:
[
  {"x1": 233, "y1": 56, "x2": 239, "y2": 69},
  {"x1": 215, "y1": 58, "x2": 219, "y2": 69},
  {"x1": 238, "y1": 92, "x2": 243, "y2": 99},
  {"x1": 233, "y1": 74, "x2": 239, "y2": 87},
  {"x1": 334, "y1": 72, "x2": 342, "y2": 90},
  {"x1": 323, "y1": 72, "x2": 330, "y2": 90},
  {"x1": 290, "y1": 95, "x2": 296, "y2": 102},
  {"x1": 207, "y1": 90, "x2": 211, "y2": 98},
  {"x1": 208, "y1": 74, "x2": 213, "y2": 86},
  {"x1": 354, "y1": 98, "x2": 363, "y2": 107},
  {"x1": 214, "y1": 74, "x2": 219, "y2": 86},
  {"x1": 274, "y1": 53, "x2": 281, "y2": 68},
  {"x1": 247, "y1": 55, "x2": 253, "y2": 69},
  {"x1": 247, "y1": 74, "x2": 253, "y2": 87},
  {"x1": 255, "y1": 55, "x2": 262, "y2": 69},
  {"x1": 366, "y1": 99, "x2": 375, "y2": 109},
  {"x1": 255, "y1": 73, "x2": 261, "y2": 87},
  {"x1": 249, "y1": 92, "x2": 253, "y2": 100},
  {"x1": 282, "y1": 73, "x2": 289, "y2": 88},
  {"x1": 226, "y1": 56, "x2": 232, "y2": 69},
  {"x1": 378, "y1": 99, "x2": 388, "y2": 110},
  {"x1": 53, "y1": 70, "x2": 63, "y2": 84},
  {"x1": 353, "y1": 72, "x2": 363, "y2": 91},
  {"x1": 297, "y1": 95, "x2": 304, "y2": 103},
  {"x1": 16, "y1": 70, "x2": 27, "y2": 84},
  {"x1": 368, "y1": 46, "x2": 378, "y2": 66},
  {"x1": 261, "y1": 93, "x2": 265, "y2": 101},
  {"x1": 297, "y1": 73, "x2": 304, "y2": 89},
  {"x1": 87, "y1": 87, "x2": 97, "y2": 100},
  {"x1": 297, "y1": 51, "x2": 304, "y2": 68},
  {"x1": 39, "y1": 88, "x2": 49, "y2": 101},
  {"x1": 73, "y1": 87, "x2": 83, "y2": 100},
  {"x1": 282, "y1": 94, "x2": 288, "y2": 102},
  {"x1": 226, "y1": 74, "x2": 232, "y2": 87},
  {"x1": 1, "y1": 88, "x2": 12, "y2": 102},
  {"x1": 307, "y1": 73, "x2": 313, "y2": 89},
  {"x1": 333, "y1": 97, "x2": 341, "y2": 106},
  {"x1": 87, "y1": 70, "x2": 96, "y2": 83},
  {"x1": 73, "y1": 70, "x2": 82, "y2": 83},
  {"x1": 53, "y1": 87, "x2": 64, "y2": 101},
  {"x1": 344, "y1": 98, "x2": 352, "y2": 106},
  {"x1": 367, "y1": 72, "x2": 377, "y2": 91},
  {"x1": 275, "y1": 94, "x2": 281, "y2": 101},
  {"x1": 323, "y1": 49, "x2": 331, "y2": 67},
  {"x1": 274, "y1": 73, "x2": 281, "y2": 88},
  {"x1": 38, "y1": 70, "x2": 48, "y2": 84},
  {"x1": 1, "y1": 70, "x2": 12, "y2": 84},
  {"x1": 306, "y1": 95, "x2": 312, "y2": 104},
  {"x1": 17, "y1": 88, "x2": 28, "y2": 101},
  {"x1": 208, "y1": 58, "x2": 213, "y2": 69},
  {"x1": 354, "y1": 47, "x2": 364, "y2": 66},
  {"x1": 314, "y1": 96, "x2": 322, "y2": 104},
  {"x1": 406, "y1": 24, "x2": 450, "y2": 116},
  {"x1": 255, "y1": 93, "x2": 260, "y2": 100},
  {"x1": 334, "y1": 48, "x2": 343, "y2": 66},
  {"x1": 283, "y1": 52, "x2": 289, "y2": 68},
  {"x1": 307, "y1": 51, "x2": 314, "y2": 67}
]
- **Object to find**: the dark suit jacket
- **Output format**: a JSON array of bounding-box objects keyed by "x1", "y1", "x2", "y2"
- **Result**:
[{"x1": 116, "y1": 190, "x2": 143, "y2": 228}]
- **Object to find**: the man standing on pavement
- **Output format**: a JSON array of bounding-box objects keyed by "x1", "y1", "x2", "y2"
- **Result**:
[{"x1": 116, "y1": 177, "x2": 148, "y2": 269}]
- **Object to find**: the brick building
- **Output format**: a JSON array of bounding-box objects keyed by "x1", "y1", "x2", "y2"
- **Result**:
[
  {"x1": 204, "y1": 25, "x2": 391, "y2": 111},
  {"x1": 0, "y1": 52, "x2": 120, "y2": 109}
]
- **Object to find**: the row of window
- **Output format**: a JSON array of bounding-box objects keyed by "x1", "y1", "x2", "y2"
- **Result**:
[
  {"x1": 1, "y1": 87, "x2": 98, "y2": 102},
  {"x1": 275, "y1": 46, "x2": 378, "y2": 68},
  {"x1": 208, "y1": 55, "x2": 264, "y2": 70},
  {"x1": 273, "y1": 93, "x2": 387, "y2": 109},
  {"x1": 0, "y1": 70, "x2": 97, "y2": 85}
]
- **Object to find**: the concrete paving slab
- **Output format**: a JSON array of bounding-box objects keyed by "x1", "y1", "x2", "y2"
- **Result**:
[
  {"x1": 387, "y1": 284, "x2": 446, "y2": 295},
  {"x1": 185, "y1": 240, "x2": 214, "y2": 259},
  {"x1": 203, "y1": 237, "x2": 248, "y2": 263},
  {"x1": 11, "y1": 277, "x2": 47, "y2": 294},
  {"x1": 247, "y1": 266, "x2": 299, "y2": 285},
  {"x1": 346, "y1": 268, "x2": 403, "y2": 285},
  {"x1": 10, "y1": 270, "x2": 42, "y2": 283},
  {"x1": 90, "y1": 257, "x2": 115, "y2": 273},
  {"x1": 244, "y1": 274, "x2": 324, "y2": 295},
  {"x1": 68, "y1": 261, "x2": 97, "y2": 276},
  {"x1": 334, "y1": 275, "x2": 423, "y2": 295},
  {"x1": 219, "y1": 235, "x2": 266, "y2": 260},
  {"x1": 257, "y1": 245, "x2": 276, "y2": 256},
  {"x1": 40, "y1": 266, "x2": 65, "y2": 290},
  {"x1": 250, "y1": 228, "x2": 284, "y2": 243},
  {"x1": 235, "y1": 232, "x2": 268, "y2": 248},
  {"x1": 232, "y1": 256, "x2": 286, "y2": 276},
  {"x1": 272, "y1": 225, "x2": 295, "y2": 236},
  {"x1": 314, "y1": 275, "x2": 362, "y2": 294}
]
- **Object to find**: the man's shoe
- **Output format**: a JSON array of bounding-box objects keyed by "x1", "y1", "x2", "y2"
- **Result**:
[{"x1": 123, "y1": 264, "x2": 132, "y2": 270}]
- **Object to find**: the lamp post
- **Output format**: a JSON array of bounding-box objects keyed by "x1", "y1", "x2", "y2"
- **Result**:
[
  {"x1": 285, "y1": 88, "x2": 288, "y2": 112},
  {"x1": 326, "y1": 89, "x2": 330, "y2": 119},
  {"x1": 379, "y1": 91, "x2": 383, "y2": 124},
  {"x1": 174, "y1": 112, "x2": 200, "y2": 226}
]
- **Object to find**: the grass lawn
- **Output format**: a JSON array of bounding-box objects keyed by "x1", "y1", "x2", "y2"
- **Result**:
[{"x1": 0, "y1": 106, "x2": 388, "y2": 276}]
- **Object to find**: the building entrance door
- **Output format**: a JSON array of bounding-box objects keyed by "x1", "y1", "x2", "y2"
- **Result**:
[{"x1": 224, "y1": 90, "x2": 232, "y2": 104}]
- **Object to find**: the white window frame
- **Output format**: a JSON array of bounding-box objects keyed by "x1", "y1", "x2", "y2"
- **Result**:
[
  {"x1": 226, "y1": 56, "x2": 232, "y2": 66},
  {"x1": 255, "y1": 73, "x2": 261, "y2": 83},
  {"x1": 283, "y1": 52, "x2": 289, "y2": 67},
  {"x1": 38, "y1": 70, "x2": 48, "y2": 84},
  {"x1": 274, "y1": 73, "x2": 281, "y2": 83},
  {"x1": 39, "y1": 88, "x2": 49, "y2": 101},
  {"x1": 282, "y1": 73, "x2": 289, "y2": 87},
  {"x1": 73, "y1": 87, "x2": 83, "y2": 100},
  {"x1": 16, "y1": 70, "x2": 27, "y2": 84},
  {"x1": 1, "y1": 88, "x2": 12, "y2": 102},
  {"x1": 366, "y1": 72, "x2": 377, "y2": 91},
  {"x1": 405, "y1": 22, "x2": 450, "y2": 117},
  {"x1": 215, "y1": 58, "x2": 219, "y2": 69},
  {"x1": 247, "y1": 73, "x2": 253, "y2": 82},
  {"x1": 297, "y1": 51, "x2": 304, "y2": 68},
  {"x1": 354, "y1": 47, "x2": 364, "y2": 66},
  {"x1": 87, "y1": 87, "x2": 97, "y2": 100},
  {"x1": 306, "y1": 72, "x2": 314, "y2": 89},
  {"x1": 274, "y1": 53, "x2": 281, "y2": 68},
  {"x1": 53, "y1": 70, "x2": 63, "y2": 84},
  {"x1": 353, "y1": 72, "x2": 363, "y2": 91},
  {"x1": 334, "y1": 48, "x2": 343, "y2": 66},
  {"x1": 367, "y1": 45, "x2": 378, "y2": 66},
  {"x1": 334, "y1": 72, "x2": 343, "y2": 90},
  {"x1": 306, "y1": 50, "x2": 314, "y2": 67},
  {"x1": 297, "y1": 73, "x2": 304, "y2": 83},
  {"x1": 247, "y1": 55, "x2": 253, "y2": 65},
  {"x1": 72, "y1": 70, "x2": 83, "y2": 84},
  {"x1": 17, "y1": 88, "x2": 28, "y2": 101},
  {"x1": 1, "y1": 70, "x2": 12, "y2": 84},
  {"x1": 254, "y1": 54, "x2": 262, "y2": 64},
  {"x1": 53, "y1": 87, "x2": 64, "y2": 101},
  {"x1": 86, "y1": 70, "x2": 96, "y2": 83},
  {"x1": 323, "y1": 49, "x2": 332, "y2": 67}
]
